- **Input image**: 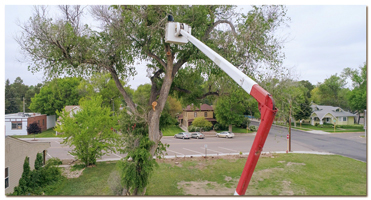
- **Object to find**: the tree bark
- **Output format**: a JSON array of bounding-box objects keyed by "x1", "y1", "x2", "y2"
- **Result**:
[{"x1": 229, "y1": 124, "x2": 232, "y2": 132}]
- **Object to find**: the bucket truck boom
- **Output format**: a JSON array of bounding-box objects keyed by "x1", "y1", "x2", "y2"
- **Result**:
[{"x1": 165, "y1": 21, "x2": 277, "y2": 196}]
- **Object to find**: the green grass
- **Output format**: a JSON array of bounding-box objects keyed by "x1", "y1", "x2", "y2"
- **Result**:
[
  {"x1": 216, "y1": 126, "x2": 248, "y2": 133},
  {"x1": 161, "y1": 125, "x2": 184, "y2": 136},
  {"x1": 47, "y1": 154, "x2": 366, "y2": 196},
  {"x1": 12, "y1": 128, "x2": 62, "y2": 138}
]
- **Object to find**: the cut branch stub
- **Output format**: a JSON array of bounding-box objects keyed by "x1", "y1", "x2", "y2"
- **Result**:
[{"x1": 152, "y1": 101, "x2": 157, "y2": 111}]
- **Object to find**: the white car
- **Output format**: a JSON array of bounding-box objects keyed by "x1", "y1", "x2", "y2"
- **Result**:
[
  {"x1": 216, "y1": 131, "x2": 234, "y2": 138},
  {"x1": 174, "y1": 132, "x2": 191, "y2": 139}
]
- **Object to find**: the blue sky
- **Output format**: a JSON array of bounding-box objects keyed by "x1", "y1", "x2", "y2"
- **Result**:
[{"x1": 3, "y1": 5, "x2": 367, "y2": 89}]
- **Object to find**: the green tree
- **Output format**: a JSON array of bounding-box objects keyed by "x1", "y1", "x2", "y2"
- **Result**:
[
  {"x1": 78, "y1": 73, "x2": 131, "y2": 113},
  {"x1": 17, "y1": 5, "x2": 289, "y2": 194},
  {"x1": 55, "y1": 95, "x2": 119, "y2": 167},
  {"x1": 24, "y1": 83, "x2": 43, "y2": 112},
  {"x1": 343, "y1": 63, "x2": 367, "y2": 123},
  {"x1": 317, "y1": 74, "x2": 349, "y2": 109},
  {"x1": 5, "y1": 79, "x2": 21, "y2": 114},
  {"x1": 215, "y1": 87, "x2": 247, "y2": 132},
  {"x1": 192, "y1": 116, "x2": 213, "y2": 130},
  {"x1": 30, "y1": 77, "x2": 81, "y2": 116},
  {"x1": 13, "y1": 157, "x2": 31, "y2": 195}
]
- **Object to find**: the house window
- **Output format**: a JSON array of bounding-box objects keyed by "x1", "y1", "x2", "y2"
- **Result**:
[
  {"x1": 38, "y1": 120, "x2": 40, "y2": 125},
  {"x1": 11, "y1": 122, "x2": 22, "y2": 130},
  {"x1": 42, "y1": 119, "x2": 45, "y2": 126},
  {"x1": 194, "y1": 112, "x2": 197, "y2": 117},
  {"x1": 204, "y1": 112, "x2": 207, "y2": 117},
  {"x1": 5, "y1": 167, "x2": 9, "y2": 189},
  {"x1": 343, "y1": 117, "x2": 347, "y2": 121}
]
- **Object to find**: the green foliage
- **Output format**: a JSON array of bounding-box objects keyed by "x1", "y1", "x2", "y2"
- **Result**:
[
  {"x1": 215, "y1": 94, "x2": 245, "y2": 127},
  {"x1": 34, "y1": 153, "x2": 43, "y2": 171},
  {"x1": 30, "y1": 77, "x2": 82, "y2": 116},
  {"x1": 238, "y1": 117, "x2": 251, "y2": 129},
  {"x1": 317, "y1": 74, "x2": 349, "y2": 109},
  {"x1": 344, "y1": 63, "x2": 366, "y2": 121},
  {"x1": 55, "y1": 95, "x2": 119, "y2": 167},
  {"x1": 191, "y1": 117, "x2": 213, "y2": 130},
  {"x1": 213, "y1": 123, "x2": 228, "y2": 131},
  {"x1": 12, "y1": 156, "x2": 63, "y2": 196},
  {"x1": 188, "y1": 125, "x2": 210, "y2": 132},
  {"x1": 78, "y1": 73, "x2": 130, "y2": 113},
  {"x1": 117, "y1": 137, "x2": 158, "y2": 195},
  {"x1": 249, "y1": 125, "x2": 257, "y2": 132}
]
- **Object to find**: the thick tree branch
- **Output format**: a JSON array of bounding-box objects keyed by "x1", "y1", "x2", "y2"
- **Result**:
[
  {"x1": 172, "y1": 85, "x2": 221, "y2": 99},
  {"x1": 147, "y1": 51, "x2": 166, "y2": 68},
  {"x1": 106, "y1": 66, "x2": 137, "y2": 115},
  {"x1": 203, "y1": 20, "x2": 237, "y2": 41}
]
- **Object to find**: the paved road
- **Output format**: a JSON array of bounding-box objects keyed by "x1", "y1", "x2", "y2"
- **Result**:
[
  {"x1": 20, "y1": 123, "x2": 366, "y2": 162},
  {"x1": 250, "y1": 121, "x2": 367, "y2": 162}
]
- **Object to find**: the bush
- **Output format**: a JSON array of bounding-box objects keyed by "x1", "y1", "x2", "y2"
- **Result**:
[
  {"x1": 27, "y1": 122, "x2": 41, "y2": 135},
  {"x1": 315, "y1": 123, "x2": 319, "y2": 126},
  {"x1": 249, "y1": 125, "x2": 257, "y2": 132},
  {"x1": 191, "y1": 117, "x2": 212, "y2": 131},
  {"x1": 12, "y1": 155, "x2": 63, "y2": 196},
  {"x1": 239, "y1": 117, "x2": 251, "y2": 129},
  {"x1": 213, "y1": 123, "x2": 228, "y2": 131}
]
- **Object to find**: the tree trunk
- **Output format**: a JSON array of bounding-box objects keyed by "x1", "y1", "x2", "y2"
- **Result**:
[{"x1": 229, "y1": 124, "x2": 232, "y2": 132}]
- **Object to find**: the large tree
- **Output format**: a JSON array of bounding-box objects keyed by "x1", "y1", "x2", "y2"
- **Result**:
[
  {"x1": 317, "y1": 74, "x2": 349, "y2": 109},
  {"x1": 343, "y1": 63, "x2": 367, "y2": 123},
  {"x1": 17, "y1": 5, "x2": 289, "y2": 194},
  {"x1": 29, "y1": 77, "x2": 81, "y2": 116}
]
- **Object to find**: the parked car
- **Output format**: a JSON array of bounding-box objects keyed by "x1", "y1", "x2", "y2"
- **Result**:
[
  {"x1": 174, "y1": 132, "x2": 191, "y2": 139},
  {"x1": 191, "y1": 132, "x2": 205, "y2": 139},
  {"x1": 216, "y1": 131, "x2": 234, "y2": 138}
]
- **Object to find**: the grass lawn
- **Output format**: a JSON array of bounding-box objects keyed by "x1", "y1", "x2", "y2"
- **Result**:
[
  {"x1": 216, "y1": 126, "x2": 248, "y2": 133},
  {"x1": 12, "y1": 128, "x2": 62, "y2": 138},
  {"x1": 47, "y1": 154, "x2": 366, "y2": 196},
  {"x1": 292, "y1": 123, "x2": 364, "y2": 133},
  {"x1": 161, "y1": 125, "x2": 184, "y2": 136}
]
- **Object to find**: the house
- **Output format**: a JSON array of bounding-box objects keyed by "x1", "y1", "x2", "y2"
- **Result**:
[
  {"x1": 178, "y1": 104, "x2": 216, "y2": 128},
  {"x1": 310, "y1": 104, "x2": 356, "y2": 126},
  {"x1": 5, "y1": 112, "x2": 56, "y2": 136},
  {"x1": 5, "y1": 136, "x2": 50, "y2": 194}
]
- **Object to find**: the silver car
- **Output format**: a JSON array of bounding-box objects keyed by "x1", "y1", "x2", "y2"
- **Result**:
[
  {"x1": 174, "y1": 132, "x2": 191, "y2": 139},
  {"x1": 191, "y1": 132, "x2": 205, "y2": 139},
  {"x1": 216, "y1": 131, "x2": 234, "y2": 138}
]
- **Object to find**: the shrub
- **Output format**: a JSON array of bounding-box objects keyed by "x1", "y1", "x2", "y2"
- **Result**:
[
  {"x1": 239, "y1": 117, "x2": 251, "y2": 129},
  {"x1": 315, "y1": 123, "x2": 319, "y2": 126},
  {"x1": 249, "y1": 125, "x2": 257, "y2": 132},
  {"x1": 192, "y1": 117, "x2": 213, "y2": 130},
  {"x1": 27, "y1": 122, "x2": 41, "y2": 135},
  {"x1": 213, "y1": 123, "x2": 227, "y2": 131}
]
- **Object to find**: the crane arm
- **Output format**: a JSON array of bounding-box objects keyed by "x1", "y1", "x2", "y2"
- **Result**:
[{"x1": 166, "y1": 22, "x2": 277, "y2": 196}]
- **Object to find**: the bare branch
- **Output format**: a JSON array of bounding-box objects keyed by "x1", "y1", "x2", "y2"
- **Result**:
[
  {"x1": 203, "y1": 20, "x2": 237, "y2": 41},
  {"x1": 147, "y1": 52, "x2": 166, "y2": 68}
]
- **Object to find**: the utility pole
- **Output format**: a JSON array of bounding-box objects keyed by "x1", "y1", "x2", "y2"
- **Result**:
[
  {"x1": 289, "y1": 103, "x2": 292, "y2": 152},
  {"x1": 23, "y1": 97, "x2": 25, "y2": 113}
]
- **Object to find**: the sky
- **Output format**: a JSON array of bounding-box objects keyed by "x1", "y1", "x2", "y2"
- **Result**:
[{"x1": 3, "y1": 4, "x2": 367, "y2": 90}]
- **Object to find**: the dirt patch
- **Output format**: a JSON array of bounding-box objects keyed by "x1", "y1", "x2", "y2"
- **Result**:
[
  {"x1": 279, "y1": 180, "x2": 294, "y2": 195},
  {"x1": 224, "y1": 176, "x2": 232, "y2": 182},
  {"x1": 178, "y1": 181, "x2": 236, "y2": 195},
  {"x1": 61, "y1": 166, "x2": 85, "y2": 179},
  {"x1": 286, "y1": 162, "x2": 306, "y2": 166}
]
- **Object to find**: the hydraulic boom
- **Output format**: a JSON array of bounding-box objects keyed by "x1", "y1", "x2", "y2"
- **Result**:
[{"x1": 165, "y1": 22, "x2": 277, "y2": 195}]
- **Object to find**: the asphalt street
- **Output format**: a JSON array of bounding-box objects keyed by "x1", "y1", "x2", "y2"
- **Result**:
[
  {"x1": 250, "y1": 121, "x2": 367, "y2": 162},
  {"x1": 20, "y1": 123, "x2": 366, "y2": 162}
]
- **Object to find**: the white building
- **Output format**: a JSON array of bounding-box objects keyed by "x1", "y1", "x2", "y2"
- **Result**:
[{"x1": 5, "y1": 112, "x2": 56, "y2": 136}]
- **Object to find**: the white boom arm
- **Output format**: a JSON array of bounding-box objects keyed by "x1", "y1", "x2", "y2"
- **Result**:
[{"x1": 180, "y1": 29, "x2": 257, "y2": 94}]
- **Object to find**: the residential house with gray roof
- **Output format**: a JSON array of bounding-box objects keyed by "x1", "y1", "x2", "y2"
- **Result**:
[{"x1": 310, "y1": 103, "x2": 356, "y2": 125}]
